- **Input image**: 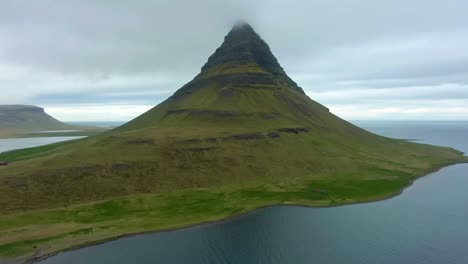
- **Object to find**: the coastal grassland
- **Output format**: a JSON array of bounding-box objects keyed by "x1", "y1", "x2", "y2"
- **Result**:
[
  {"x1": 0, "y1": 124, "x2": 465, "y2": 213},
  {"x1": 0, "y1": 130, "x2": 466, "y2": 260},
  {"x1": 0, "y1": 139, "x2": 84, "y2": 162},
  {"x1": 0, "y1": 176, "x2": 446, "y2": 258},
  {"x1": 0, "y1": 170, "x2": 463, "y2": 260}
]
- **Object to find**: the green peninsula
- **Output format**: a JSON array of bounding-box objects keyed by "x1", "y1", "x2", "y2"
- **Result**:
[{"x1": 0, "y1": 23, "x2": 466, "y2": 262}]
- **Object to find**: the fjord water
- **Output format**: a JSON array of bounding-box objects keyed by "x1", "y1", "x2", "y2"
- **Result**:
[
  {"x1": 39, "y1": 121, "x2": 468, "y2": 264},
  {"x1": 0, "y1": 136, "x2": 84, "y2": 153}
]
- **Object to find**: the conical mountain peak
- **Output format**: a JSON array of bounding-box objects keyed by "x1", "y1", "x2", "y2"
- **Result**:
[
  {"x1": 124, "y1": 23, "x2": 323, "y2": 130},
  {"x1": 197, "y1": 23, "x2": 303, "y2": 94}
]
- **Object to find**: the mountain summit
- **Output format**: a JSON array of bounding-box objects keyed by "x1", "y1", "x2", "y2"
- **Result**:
[
  {"x1": 201, "y1": 22, "x2": 281, "y2": 73},
  {"x1": 198, "y1": 22, "x2": 302, "y2": 94},
  {"x1": 123, "y1": 23, "x2": 325, "y2": 130},
  {"x1": 0, "y1": 24, "x2": 464, "y2": 216}
]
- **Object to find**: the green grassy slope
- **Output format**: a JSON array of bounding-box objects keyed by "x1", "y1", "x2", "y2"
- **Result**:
[{"x1": 0, "y1": 23, "x2": 466, "y2": 260}]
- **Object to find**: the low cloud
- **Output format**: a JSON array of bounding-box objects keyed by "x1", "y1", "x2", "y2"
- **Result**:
[{"x1": 0, "y1": 0, "x2": 467, "y2": 120}]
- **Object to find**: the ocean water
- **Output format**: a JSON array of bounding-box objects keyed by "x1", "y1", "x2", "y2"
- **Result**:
[{"x1": 20, "y1": 121, "x2": 468, "y2": 264}]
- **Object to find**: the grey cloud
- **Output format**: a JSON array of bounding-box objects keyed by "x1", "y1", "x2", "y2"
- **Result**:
[
  {"x1": 0, "y1": 0, "x2": 467, "y2": 120},
  {"x1": 309, "y1": 84, "x2": 468, "y2": 106},
  {"x1": 0, "y1": 1, "x2": 250, "y2": 76},
  {"x1": 1, "y1": 0, "x2": 467, "y2": 76},
  {"x1": 34, "y1": 90, "x2": 171, "y2": 105}
]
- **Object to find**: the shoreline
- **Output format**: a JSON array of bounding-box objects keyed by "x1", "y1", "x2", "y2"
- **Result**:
[{"x1": 7, "y1": 158, "x2": 464, "y2": 264}]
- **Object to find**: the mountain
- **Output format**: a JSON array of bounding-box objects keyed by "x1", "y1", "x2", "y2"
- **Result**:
[
  {"x1": 122, "y1": 23, "x2": 321, "y2": 130},
  {"x1": 0, "y1": 23, "x2": 466, "y2": 259},
  {"x1": 0, "y1": 23, "x2": 465, "y2": 211},
  {"x1": 0, "y1": 105, "x2": 75, "y2": 136}
]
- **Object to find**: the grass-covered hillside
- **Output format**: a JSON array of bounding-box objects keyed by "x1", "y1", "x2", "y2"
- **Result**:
[{"x1": 0, "y1": 23, "x2": 466, "y2": 261}]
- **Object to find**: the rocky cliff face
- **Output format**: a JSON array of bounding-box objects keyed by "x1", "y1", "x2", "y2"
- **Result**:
[
  {"x1": 199, "y1": 23, "x2": 302, "y2": 92},
  {"x1": 173, "y1": 23, "x2": 303, "y2": 98}
]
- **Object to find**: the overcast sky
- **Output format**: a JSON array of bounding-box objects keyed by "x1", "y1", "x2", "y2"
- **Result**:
[{"x1": 1, "y1": 0, "x2": 468, "y2": 121}]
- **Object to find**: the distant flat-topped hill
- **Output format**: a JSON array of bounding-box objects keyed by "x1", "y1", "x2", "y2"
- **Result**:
[
  {"x1": 0, "y1": 23, "x2": 466, "y2": 260},
  {"x1": 0, "y1": 105, "x2": 73, "y2": 131},
  {"x1": 0, "y1": 105, "x2": 103, "y2": 138}
]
